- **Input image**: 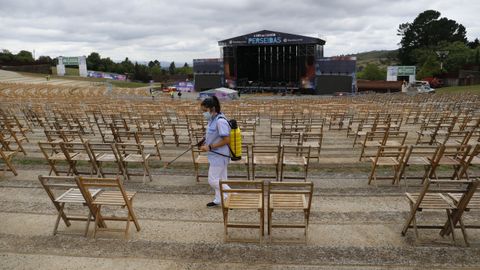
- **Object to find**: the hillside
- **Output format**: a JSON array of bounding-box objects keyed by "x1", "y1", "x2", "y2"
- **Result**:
[{"x1": 345, "y1": 49, "x2": 399, "y2": 69}]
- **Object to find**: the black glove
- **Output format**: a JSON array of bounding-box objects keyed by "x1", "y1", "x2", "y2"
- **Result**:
[{"x1": 196, "y1": 138, "x2": 205, "y2": 148}]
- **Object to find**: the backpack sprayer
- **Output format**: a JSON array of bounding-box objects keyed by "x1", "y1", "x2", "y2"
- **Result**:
[{"x1": 162, "y1": 116, "x2": 242, "y2": 169}]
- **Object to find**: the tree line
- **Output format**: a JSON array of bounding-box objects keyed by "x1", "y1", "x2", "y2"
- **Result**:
[
  {"x1": 358, "y1": 9, "x2": 479, "y2": 81},
  {"x1": 0, "y1": 49, "x2": 192, "y2": 82}
]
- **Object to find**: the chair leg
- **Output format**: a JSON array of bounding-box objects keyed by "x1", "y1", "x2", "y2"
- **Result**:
[
  {"x1": 259, "y1": 209, "x2": 264, "y2": 243},
  {"x1": 143, "y1": 159, "x2": 153, "y2": 182},
  {"x1": 125, "y1": 212, "x2": 131, "y2": 239},
  {"x1": 402, "y1": 203, "x2": 415, "y2": 236},
  {"x1": 447, "y1": 209, "x2": 456, "y2": 244},
  {"x1": 280, "y1": 163, "x2": 284, "y2": 181},
  {"x1": 458, "y1": 216, "x2": 469, "y2": 247},
  {"x1": 85, "y1": 212, "x2": 92, "y2": 237},
  {"x1": 53, "y1": 203, "x2": 65, "y2": 235},
  {"x1": 93, "y1": 205, "x2": 101, "y2": 238},
  {"x1": 268, "y1": 209, "x2": 272, "y2": 236},
  {"x1": 368, "y1": 164, "x2": 377, "y2": 185},
  {"x1": 252, "y1": 164, "x2": 256, "y2": 180}
]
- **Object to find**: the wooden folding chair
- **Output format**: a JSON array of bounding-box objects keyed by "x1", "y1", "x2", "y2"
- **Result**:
[
  {"x1": 220, "y1": 180, "x2": 264, "y2": 243},
  {"x1": 444, "y1": 187, "x2": 480, "y2": 246},
  {"x1": 384, "y1": 131, "x2": 408, "y2": 147},
  {"x1": 358, "y1": 131, "x2": 388, "y2": 161},
  {"x1": 115, "y1": 143, "x2": 153, "y2": 183},
  {"x1": 416, "y1": 118, "x2": 442, "y2": 145},
  {"x1": 267, "y1": 181, "x2": 313, "y2": 242},
  {"x1": 252, "y1": 145, "x2": 281, "y2": 180},
  {"x1": 401, "y1": 179, "x2": 479, "y2": 246},
  {"x1": 87, "y1": 142, "x2": 125, "y2": 179},
  {"x1": 279, "y1": 132, "x2": 302, "y2": 147},
  {"x1": 428, "y1": 144, "x2": 471, "y2": 180},
  {"x1": 435, "y1": 130, "x2": 473, "y2": 146},
  {"x1": 76, "y1": 177, "x2": 140, "y2": 239},
  {"x1": 38, "y1": 175, "x2": 102, "y2": 236},
  {"x1": 458, "y1": 144, "x2": 480, "y2": 179},
  {"x1": 0, "y1": 126, "x2": 27, "y2": 155},
  {"x1": 368, "y1": 145, "x2": 407, "y2": 185},
  {"x1": 0, "y1": 147, "x2": 18, "y2": 176},
  {"x1": 60, "y1": 141, "x2": 98, "y2": 176},
  {"x1": 134, "y1": 130, "x2": 162, "y2": 160},
  {"x1": 38, "y1": 141, "x2": 73, "y2": 175},
  {"x1": 301, "y1": 131, "x2": 323, "y2": 162},
  {"x1": 398, "y1": 145, "x2": 441, "y2": 187},
  {"x1": 280, "y1": 145, "x2": 311, "y2": 181}
]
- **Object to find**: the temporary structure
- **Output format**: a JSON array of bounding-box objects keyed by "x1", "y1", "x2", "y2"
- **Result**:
[{"x1": 198, "y1": 87, "x2": 239, "y2": 100}]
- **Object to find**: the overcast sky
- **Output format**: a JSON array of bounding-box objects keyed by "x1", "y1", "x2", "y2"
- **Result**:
[{"x1": 0, "y1": 0, "x2": 479, "y2": 63}]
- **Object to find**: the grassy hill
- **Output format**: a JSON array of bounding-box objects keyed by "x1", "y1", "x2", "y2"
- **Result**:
[
  {"x1": 436, "y1": 84, "x2": 480, "y2": 94},
  {"x1": 345, "y1": 50, "x2": 399, "y2": 69}
]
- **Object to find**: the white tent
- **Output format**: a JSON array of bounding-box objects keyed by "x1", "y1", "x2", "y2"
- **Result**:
[{"x1": 198, "y1": 87, "x2": 239, "y2": 100}]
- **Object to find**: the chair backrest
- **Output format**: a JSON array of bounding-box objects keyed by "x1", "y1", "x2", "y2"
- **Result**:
[
  {"x1": 60, "y1": 140, "x2": 94, "y2": 161},
  {"x1": 434, "y1": 144, "x2": 471, "y2": 162},
  {"x1": 364, "y1": 131, "x2": 388, "y2": 144},
  {"x1": 414, "y1": 179, "x2": 479, "y2": 211},
  {"x1": 385, "y1": 131, "x2": 408, "y2": 145},
  {"x1": 372, "y1": 145, "x2": 407, "y2": 163},
  {"x1": 134, "y1": 130, "x2": 160, "y2": 144},
  {"x1": 404, "y1": 145, "x2": 441, "y2": 163},
  {"x1": 76, "y1": 176, "x2": 127, "y2": 203},
  {"x1": 38, "y1": 175, "x2": 79, "y2": 202},
  {"x1": 252, "y1": 145, "x2": 281, "y2": 157},
  {"x1": 87, "y1": 142, "x2": 120, "y2": 161},
  {"x1": 114, "y1": 143, "x2": 147, "y2": 160},
  {"x1": 282, "y1": 145, "x2": 311, "y2": 160},
  {"x1": 38, "y1": 141, "x2": 64, "y2": 157},
  {"x1": 279, "y1": 132, "x2": 301, "y2": 146},
  {"x1": 302, "y1": 131, "x2": 323, "y2": 144},
  {"x1": 440, "y1": 130, "x2": 473, "y2": 145}
]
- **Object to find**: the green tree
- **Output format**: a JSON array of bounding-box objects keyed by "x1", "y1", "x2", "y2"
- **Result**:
[
  {"x1": 16, "y1": 50, "x2": 34, "y2": 63},
  {"x1": 357, "y1": 63, "x2": 385, "y2": 80},
  {"x1": 398, "y1": 10, "x2": 467, "y2": 65},
  {"x1": 100, "y1": 57, "x2": 115, "y2": 72},
  {"x1": 86, "y1": 52, "x2": 102, "y2": 70},
  {"x1": 133, "y1": 62, "x2": 151, "y2": 82},
  {"x1": 468, "y1": 38, "x2": 479, "y2": 49},
  {"x1": 36, "y1": 55, "x2": 54, "y2": 65},
  {"x1": 169, "y1": 61, "x2": 176, "y2": 75},
  {"x1": 0, "y1": 49, "x2": 14, "y2": 64},
  {"x1": 121, "y1": 57, "x2": 135, "y2": 74},
  {"x1": 416, "y1": 55, "x2": 441, "y2": 79}
]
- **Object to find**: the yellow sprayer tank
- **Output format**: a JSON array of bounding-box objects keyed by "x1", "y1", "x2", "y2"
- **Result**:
[{"x1": 229, "y1": 120, "x2": 242, "y2": 160}]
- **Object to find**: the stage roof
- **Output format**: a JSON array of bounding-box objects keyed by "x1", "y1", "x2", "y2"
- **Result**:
[{"x1": 218, "y1": 30, "x2": 326, "y2": 47}]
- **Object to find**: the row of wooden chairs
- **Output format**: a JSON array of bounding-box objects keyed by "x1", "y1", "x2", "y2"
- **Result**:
[
  {"x1": 38, "y1": 175, "x2": 140, "y2": 239},
  {"x1": 192, "y1": 144, "x2": 312, "y2": 182},
  {"x1": 368, "y1": 144, "x2": 480, "y2": 186},
  {"x1": 38, "y1": 140, "x2": 153, "y2": 183},
  {"x1": 220, "y1": 180, "x2": 313, "y2": 243}
]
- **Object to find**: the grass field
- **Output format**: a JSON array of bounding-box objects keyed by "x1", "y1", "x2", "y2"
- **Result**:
[
  {"x1": 18, "y1": 68, "x2": 150, "y2": 88},
  {"x1": 436, "y1": 84, "x2": 480, "y2": 94}
]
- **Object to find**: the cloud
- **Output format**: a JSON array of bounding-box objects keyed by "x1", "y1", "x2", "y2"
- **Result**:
[{"x1": 0, "y1": 0, "x2": 478, "y2": 63}]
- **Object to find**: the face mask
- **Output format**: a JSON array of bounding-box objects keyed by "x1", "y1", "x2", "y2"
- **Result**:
[{"x1": 203, "y1": 111, "x2": 211, "y2": 120}]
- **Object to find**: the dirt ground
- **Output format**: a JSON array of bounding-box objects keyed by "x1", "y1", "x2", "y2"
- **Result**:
[{"x1": 1, "y1": 96, "x2": 480, "y2": 269}]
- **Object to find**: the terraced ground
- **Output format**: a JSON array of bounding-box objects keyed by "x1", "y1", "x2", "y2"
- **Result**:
[{"x1": 1, "y1": 106, "x2": 480, "y2": 270}]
